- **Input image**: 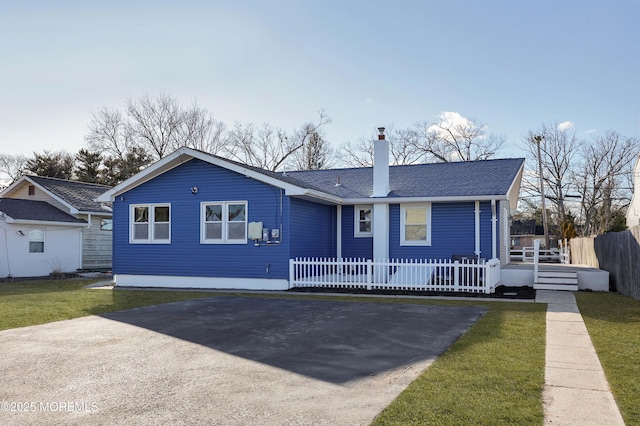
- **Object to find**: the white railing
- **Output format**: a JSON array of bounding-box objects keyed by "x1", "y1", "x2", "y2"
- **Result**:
[
  {"x1": 558, "y1": 238, "x2": 570, "y2": 264},
  {"x1": 510, "y1": 246, "x2": 562, "y2": 262},
  {"x1": 289, "y1": 257, "x2": 501, "y2": 294}
]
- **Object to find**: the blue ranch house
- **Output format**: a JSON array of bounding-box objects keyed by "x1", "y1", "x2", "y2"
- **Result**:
[{"x1": 96, "y1": 132, "x2": 524, "y2": 293}]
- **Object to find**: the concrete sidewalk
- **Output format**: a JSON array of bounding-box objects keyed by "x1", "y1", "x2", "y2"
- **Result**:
[{"x1": 536, "y1": 290, "x2": 624, "y2": 425}]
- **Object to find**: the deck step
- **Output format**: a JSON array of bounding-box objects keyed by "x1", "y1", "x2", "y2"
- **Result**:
[
  {"x1": 537, "y1": 271, "x2": 578, "y2": 279},
  {"x1": 534, "y1": 283, "x2": 579, "y2": 291},
  {"x1": 536, "y1": 277, "x2": 578, "y2": 285},
  {"x1": 534, "y1": 270, "x2": 578, "y2": 291}
]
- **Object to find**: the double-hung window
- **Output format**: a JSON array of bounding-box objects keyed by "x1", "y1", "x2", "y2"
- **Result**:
[
  {"x1": 400, "y1": 203, "x2": 431, "y2": 246},
  {"x1": 354, "y1": 205, "x2": 373, "y2": 237},
  {"x1": 201, "y1": 201, "x2": 247, "y2": 244},
  {"x1": 29, "y1": 229, "x2": 45, "y2": 253},
  {"x1": 130, "y1": 204, "x2": 171, "y2": 243}
]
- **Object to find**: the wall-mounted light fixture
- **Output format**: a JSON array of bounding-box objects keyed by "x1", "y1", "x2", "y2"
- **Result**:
[
  {"x1": 17, "y1": 230, "x2": 24, "y2": 236},
  {"x1": 191, "y1": 186, "x2": 198, "y2": 194}
]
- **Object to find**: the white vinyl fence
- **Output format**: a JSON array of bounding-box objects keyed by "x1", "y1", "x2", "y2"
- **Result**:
[{"x1": 289, "y1": 257, "x2": 501, "y2": 294}]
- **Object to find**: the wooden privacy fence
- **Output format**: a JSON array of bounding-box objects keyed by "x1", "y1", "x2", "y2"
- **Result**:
[
  {"x1": 571, "y1": 226, "x2": 640, "y2": 299},
  {"x1": 289, "y1": 257, "x2": 501, "y2": 294}
]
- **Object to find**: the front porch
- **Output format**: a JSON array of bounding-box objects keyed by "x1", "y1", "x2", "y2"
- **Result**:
[{"x1": 501, "y1": 263, "x2": 609, "y2": 291}]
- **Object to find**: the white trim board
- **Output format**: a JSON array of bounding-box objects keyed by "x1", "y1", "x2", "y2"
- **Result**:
[{"x1": 114, "y1": 274, "x2": 289, "y2": 290}]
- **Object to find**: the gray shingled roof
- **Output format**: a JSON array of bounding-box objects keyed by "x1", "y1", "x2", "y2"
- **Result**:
[
  {"x1": 285, "y1": 158, "x2": 525, "y2": 199},
  {"x1": 27, "y1": 176, "x2": 111, "y2": 212},
  {"x1": 0, "y1": 198, "x2": 87, "y2": 224}
]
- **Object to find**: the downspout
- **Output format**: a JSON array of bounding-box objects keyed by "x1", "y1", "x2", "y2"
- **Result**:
[
  {"x1": 491, "y1": 200, "x2": 497, "y2": 259},
  {"x1": 80, "y1": 213, "x2": 92, "y2": 270},
  {"x1": 475, "y1": 201, "x2": 481, "y2": 259}
]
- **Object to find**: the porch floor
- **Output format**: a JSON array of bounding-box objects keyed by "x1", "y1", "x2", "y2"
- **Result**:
[{"x1": 502, "y1": 262, "x2": 609, "y2": 291}]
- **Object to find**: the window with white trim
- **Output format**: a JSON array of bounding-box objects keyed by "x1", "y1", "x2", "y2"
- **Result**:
[
  {"x1": 354, "y1": 205, "x2": 373, "y2": 237},
  {"x1": 29, "y1": 229, "x2": 45, "y2": 253},
  {"x1": 400, "y1": 203, "x2": 431, "y2": 246},
  {"x1": 130, "y1": 204, "x2": 171, "y2": 243},
  {"x1": 201, "y1": 201, "x2": 247, "y2": 244},
  {"x1": 100, "y1": 218, "x2": 112, "y2": 231}
]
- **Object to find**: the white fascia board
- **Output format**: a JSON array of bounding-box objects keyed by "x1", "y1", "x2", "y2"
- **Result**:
[
  {"x1": 96, "y1": 147, "x2": 310, "y2": 202},
  {"x1": 5, "y1": 218, "x2": 87, "y2": 227},
  {"x1": 347, "y1": 194, "x2": 508, "y2": 205},
  {"x1": 505, "y1": 162, "x2": 525, "y2": 212},
  {"x1": 76, "y1": 210, "x2": 112, "y2": 217},
  {"x1": 287, "y1": 188, "x2": 343, "y2": 205}
]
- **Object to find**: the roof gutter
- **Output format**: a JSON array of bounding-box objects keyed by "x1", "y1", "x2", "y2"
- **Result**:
[
  {"x1": 4, "y1": 218, "x2": 87, "y2": 227},
  {"x1": 345, "y1": 194, "x2": 508, "y2": 205}
]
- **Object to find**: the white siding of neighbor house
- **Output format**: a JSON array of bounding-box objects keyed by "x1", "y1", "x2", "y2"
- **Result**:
[
  {"x1": 500, "y1": 200, "x2": 510, "y2": 265},
  {"x1": 80, "y1": 215, "x2": 112, "y2": 270},
  {"x1": 0, "y1": 217, "x2": 83, "y2": 278}
]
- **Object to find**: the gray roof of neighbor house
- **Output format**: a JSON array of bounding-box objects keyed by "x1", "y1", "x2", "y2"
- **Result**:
[
  {"x1": 26, "y1": 176, "x2": 111, "y2": 213},
  {"x1": 0, "y1": 198, "x2": 87, "y2": 224},
  {"x1": 285, "y1": 158, "x2": 526, "y2": 199}
]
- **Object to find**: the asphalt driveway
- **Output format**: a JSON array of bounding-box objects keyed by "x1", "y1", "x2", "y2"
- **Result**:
[{"x1": 0, "y1": 296, "x2": 485, "y2": 425}]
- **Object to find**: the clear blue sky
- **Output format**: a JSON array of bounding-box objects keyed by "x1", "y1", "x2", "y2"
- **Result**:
[{"x1": 1, "y1": 0, "x2": 639, "y2": 159}]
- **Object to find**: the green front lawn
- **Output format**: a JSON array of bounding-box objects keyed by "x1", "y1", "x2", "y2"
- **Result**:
[
  {"x1": 0, "y1": 279, "x2": 219, "y2": 330},
  {"x1": 576, "y1": 292, "x2": 640, "y2": 425}
]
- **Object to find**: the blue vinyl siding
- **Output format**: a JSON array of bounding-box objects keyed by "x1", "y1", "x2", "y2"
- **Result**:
[
  {"x1": 289, "y1": 198, "x2": 336, "y2": 259},
  {"x1": 112, "y1": 159, "x2": 290, "y2": 279},
  {"x1": 341, "y1": 205, "x2": 373, "y2": 259},
  {"x1": 389, "y1": 201, "x2": 494, "y2": 260}
]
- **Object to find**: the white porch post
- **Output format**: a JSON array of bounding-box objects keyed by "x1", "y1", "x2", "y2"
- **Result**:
[
  {"x1": 475, "y1": 201, "x2": 481, "y2": 258},
  {"x1": 373, "y1": 203, "x2": 389, "y2": 283},
  {"x1": 491, "y1": 199, "x2": 497, "y2": 259},
  {"x1": 336, "y1": 205, "x2": 342, "y2": 259},
  {"x1": 373, "y1": 203, "x2": 389, "y2": 261}
]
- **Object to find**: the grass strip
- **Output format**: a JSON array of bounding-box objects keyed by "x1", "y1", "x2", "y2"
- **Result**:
[
  {"x1": 371, "y1": 301, "x2": 546, "y2": 425},
  {"x1": 576, "y1": 292, "x2": 640, "y2": 425}
]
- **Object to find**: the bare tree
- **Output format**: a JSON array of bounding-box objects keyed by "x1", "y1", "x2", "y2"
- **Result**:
[
  {"x1": 178, "y1": 103, "x2": 226, "y2": 155},
  {"x1": 289, "y1": 127, "x2": 335, "y2": 170},
  {"x1": 0, "y1": 154, "x2": 29, "y2": 184},
  {"x1": 412, "y1": 112, "x2": 505, "y2": 162},
  {"x1": 223, "y1": 110, "x2": 331, "y2": 171},
  {"x1": 85, "y1": 107, "x2": 133, "y2": 160},
  {"x1": 127, "y1": 93, "x2": 183, "y2": 160},
  {"x1": 339, "y1": 125, "x2": 425, "y2": 167},
  {"x1": 86, "y1": 93, "x2": 226, "y2": 164},
  {"x1": 339, "y1": 137, "x2": 375, "y2": 167},
  {"x1": 574, "y1": 131, "x2": 639, "y2": 235},
  {"x1": 521, "y1": 122, "x2": 579, "y2": 227}
]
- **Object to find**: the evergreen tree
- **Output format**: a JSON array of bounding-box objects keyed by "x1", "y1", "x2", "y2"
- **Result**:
[
  {"x1": 75, "y1": 149, "x2": 103, "y2": 183},
  {"x1": 100, "y1": 147, "x2": 152, "y2": 186},
  {"x1": 25, "y1": 151, "x2": 74, "y2": 180}
]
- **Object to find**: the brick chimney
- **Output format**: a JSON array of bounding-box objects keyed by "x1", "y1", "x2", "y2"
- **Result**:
[{"x1": 372, "y1": 127, "x2": 389, "y2": 197}]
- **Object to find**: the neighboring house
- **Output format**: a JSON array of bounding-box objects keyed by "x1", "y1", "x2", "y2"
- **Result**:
[
  {"x1": 96, "y1": 133, "x2": 525, "y2": 290},
  {"x1": 0, "y1": 198, "x2": 86, "y2": 278},
  {"x1": 626, "y1": 154, "x2": 640, "y2": 228},
  {"x1": 510, "y1": 219, "x2": 545, "y2": 250},
  {"x1": 0, "y1": 176, "x2": 112, "y2": 277}
]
